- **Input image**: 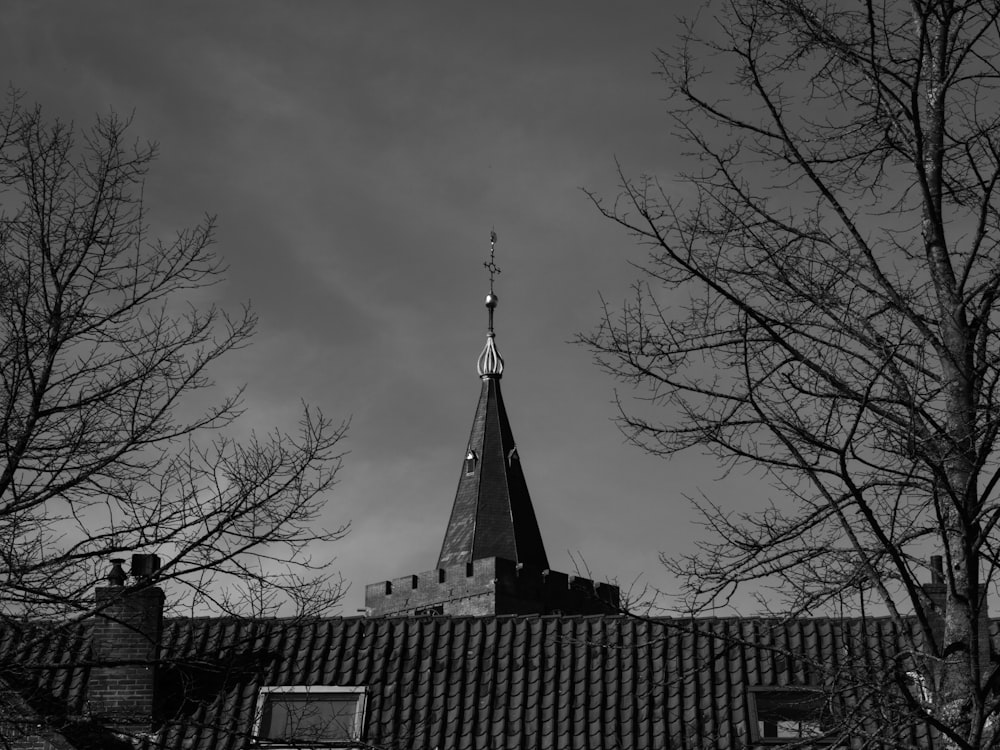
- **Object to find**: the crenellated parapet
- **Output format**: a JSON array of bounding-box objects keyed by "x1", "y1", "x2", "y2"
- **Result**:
[{"x1": 365, "y1": 556, "x2": 619, "y2": 617}]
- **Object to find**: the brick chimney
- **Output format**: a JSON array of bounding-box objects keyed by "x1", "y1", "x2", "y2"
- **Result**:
[
  {"x1": 922, "y1": 555, "x2": 990, "y2": 668},
  {"x1": 89, "y1": 555, "x2": 164, "y2": 733}
]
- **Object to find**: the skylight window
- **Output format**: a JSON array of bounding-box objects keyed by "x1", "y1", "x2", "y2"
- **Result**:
[
  {"x1": 254, "y1": 686, "x2": 366, "y2": 747},
  {"x1": 748, "y1": 687, "x2": 842, "y2": 747}
]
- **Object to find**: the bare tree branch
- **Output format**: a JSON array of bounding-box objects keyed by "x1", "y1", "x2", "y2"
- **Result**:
[
  {"x1": 0, "y1": 92, "x2": 349, "y2": 628},
  {"x1": 582, "y1": 0, "x2": 1000, "y2": 745}
]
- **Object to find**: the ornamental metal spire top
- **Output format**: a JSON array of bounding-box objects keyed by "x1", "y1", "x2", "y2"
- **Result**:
[{"x1": 477, "y1": 230, "x2": 504, "y2": 378}]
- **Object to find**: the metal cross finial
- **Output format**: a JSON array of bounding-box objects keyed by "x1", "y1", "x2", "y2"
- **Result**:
[
  {"x1": 484, "y1": 229, "x2": 501, "y2": 295},
  {"x1": 477, "y1": 229, "x2": 505, "y2": 376}
]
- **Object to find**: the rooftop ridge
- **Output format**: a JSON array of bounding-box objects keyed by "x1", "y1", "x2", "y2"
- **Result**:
[{"x1": 155, "y1": 611, "x2": 921, "y2": 625}]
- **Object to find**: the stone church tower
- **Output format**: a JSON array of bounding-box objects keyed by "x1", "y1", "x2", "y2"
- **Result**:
[{"x1": 365, "y1": 234, "x2": 619, "y2": 617}]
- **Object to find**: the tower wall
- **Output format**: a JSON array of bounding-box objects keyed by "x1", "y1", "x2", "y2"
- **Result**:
[{"x1": 365, "y1": 557, "x2": 619, "y2": 617}]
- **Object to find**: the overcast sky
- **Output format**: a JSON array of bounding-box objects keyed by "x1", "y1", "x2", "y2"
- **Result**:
[{"x1": 3, "y1": 2, "x2": 764, "y2": 614}]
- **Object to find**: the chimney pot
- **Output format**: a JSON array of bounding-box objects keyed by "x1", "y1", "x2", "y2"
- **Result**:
[
  {"x1": 107, "y1": 558, "x2": 127, "y2": 587},
  {"x1": 131, "y1": 553, "x2": 161, "y2": 580}
]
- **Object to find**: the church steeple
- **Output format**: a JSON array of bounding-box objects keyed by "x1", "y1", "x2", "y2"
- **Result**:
[
  {"x1": 438, "y1": 232, "x2": 549, "y2": 569},
  {"x1": 364, "y1": 232, "x2": 618, "y2": 617},
  {"x1": 438, "y1": 232, "x2": 548, "y2": 569}
]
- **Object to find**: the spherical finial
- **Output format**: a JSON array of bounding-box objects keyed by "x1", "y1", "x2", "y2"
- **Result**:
[{"x1": 485, "y1": 293, "x2": 498, "y2": 309}]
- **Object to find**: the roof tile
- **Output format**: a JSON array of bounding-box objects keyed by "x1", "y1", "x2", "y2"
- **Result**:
[{"x1": 0, "y1": 613, "x2": 951, "y2": 749}]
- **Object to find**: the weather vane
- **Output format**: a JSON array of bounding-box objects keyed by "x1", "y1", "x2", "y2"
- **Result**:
[
  {"x1": 483, "y1": 230, "x2": 501, "y2": 334},
  {"x1": 485, "y1": 229, "x2": 501, "y2": 295}
]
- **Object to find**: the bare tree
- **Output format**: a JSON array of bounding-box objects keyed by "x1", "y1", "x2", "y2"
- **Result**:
[
  {"x1": 0, "y1": 92, "x2": 348, "y2": 624},
  {"x1": 581, "y1": 0, "x2": 1000, "y2": 746}
]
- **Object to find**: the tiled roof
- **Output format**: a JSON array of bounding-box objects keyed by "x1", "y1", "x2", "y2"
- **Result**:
[
  {"x1": 437, "y1": 375, "x2": 549, "y2": 570},
  {"x1": 0, "y1": 613, "x2": 947, "y2": 749}
]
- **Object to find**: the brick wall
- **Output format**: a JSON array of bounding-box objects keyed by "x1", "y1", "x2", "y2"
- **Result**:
[
  {"x1": 365, "y1": 557, "x2": 619, "y2": 616},
  {"x1": 1, "y1": 683, "x2": 65, "y2": 750},
  {"x1": 89, "y1": 585, "x2": 164, "y2": 729}
]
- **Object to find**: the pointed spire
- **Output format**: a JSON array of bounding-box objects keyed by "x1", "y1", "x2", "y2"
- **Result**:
[
  {"x1": 477, "y1": 230, "x2": 504, "y2": 378},
  {"x1": 437, "y1": 232, "x2": 549, "y2": 570}
]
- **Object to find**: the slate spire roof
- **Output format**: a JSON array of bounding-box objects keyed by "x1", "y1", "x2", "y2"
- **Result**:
[{"x1": 437, "y1": 234, "x2": 549, "y2": 570}]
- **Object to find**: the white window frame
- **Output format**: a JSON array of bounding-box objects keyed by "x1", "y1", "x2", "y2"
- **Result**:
[{"x1": 253, "y1": 685, "x2": 367, "y2": 748}]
